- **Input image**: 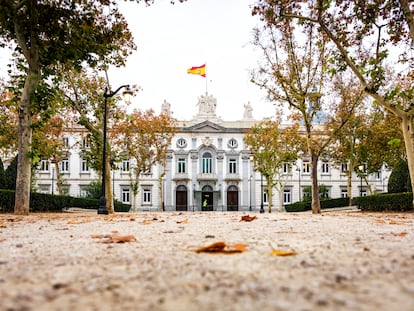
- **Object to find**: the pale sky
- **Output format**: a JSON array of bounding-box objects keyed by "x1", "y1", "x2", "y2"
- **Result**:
[
  {"x1": 109, "y1": 0, "x2": 275, "y2": 121},
  {"x1": 0, "y1": 0, "x2": 277, "y2": 121}
]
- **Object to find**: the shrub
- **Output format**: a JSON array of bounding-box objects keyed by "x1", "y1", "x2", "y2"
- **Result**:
[
  {"x1": 0, "y1": 190, "x2": 131, "y2": 213},
  {"x1": 285, "y1": 197, "x2": 352, "y2": 212},
  {"x1": 388, "y1": 159, "x2": 411, "y2": 193},
  {"x1": 353, "y1": 192, "x2": 413, "y2": 212}
]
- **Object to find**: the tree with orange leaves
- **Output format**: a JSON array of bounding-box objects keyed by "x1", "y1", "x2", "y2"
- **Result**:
[{"x1": 112, "y1": 109, "x2": 175, "y2": 212}]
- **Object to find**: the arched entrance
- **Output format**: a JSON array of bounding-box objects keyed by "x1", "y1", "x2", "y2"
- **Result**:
[
  {"x1": 176, "y1": 185, "x2": 188, "y2": 211},
  {"x1": 201, "y1": 185, "x2": 214, "y2": 211},
  {"x1": 227, "y1": 185, "x2": 239, "y2": 211}
]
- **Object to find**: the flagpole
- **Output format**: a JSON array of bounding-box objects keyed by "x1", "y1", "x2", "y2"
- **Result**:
[{"x1": 205, "y1": 62, "x2": 208, "y2": 95}]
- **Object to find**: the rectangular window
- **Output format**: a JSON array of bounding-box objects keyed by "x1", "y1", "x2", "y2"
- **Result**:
[
  {"x1": 177, "y1": 158, "x2": 186, "y2": 173},
  {"x1": 229, "y1": 158, "x2": 237, "y2": 174},
  {"x1": 302, "y1": 162, "x2": 310, "y2": 174},
  {"x1": 282, "y1": 163, "x2": 291, "y2": 174},
  {"x1": 82, "y1": 136, "x2": 89, "y2": 148},
  {"x1": 341, "y1": 163, "x2": 349, "y2": 174},
  {"x1": 143, "y1": 188, "x2": 151, "y2": 204},
  {"x1": 263, "y1": 187, "x2": 268, "y2": 204},
  {"x1": 80, "y1": 159, "x2": 89, "y2": 172},
  {"x1": 341, "y1": 189, "x2": 348, "y2": 198},
  {"x1": 79, "y1": 187, "x2": 89, "y2": 198},
  {"x1": 62, "y1": 137, "x2": 69, "y2": 148},
  {"x1": 39, "y1": 160, "x2": 49, "y2": 172},
  {"x1": 202, "y1": 158, "x2": 212, "y2": 173},
  {"x1": 122, "y1": 160, "x2": 130, "y2": 172},
  {"x1": 60, "y1": 158, "x2": 69, "y2": 173},
  {"x1": 122, "y1": 188, "x2": 131, "y2": 204},
  {"x1": 321, "y1": 162, "x2": 329, "y2": 174},
  {"x1": 283, "y1": 189, "x2": 292, "y2": 204}
]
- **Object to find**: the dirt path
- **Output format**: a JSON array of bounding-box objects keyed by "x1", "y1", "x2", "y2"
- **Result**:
[{"x1": 0, "y1": 211, "x2": 413, "y2": 311}]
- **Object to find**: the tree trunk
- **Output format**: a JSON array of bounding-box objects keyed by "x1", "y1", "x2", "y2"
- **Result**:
[
  {"x1": 401, "y1": 115, "x2": 414, "y2": 208},
  {"x1": 311, "y1": 153, "x2": 321, "y2": 214},
  {"x1": 14, "y1": 70, "x2": 39, "y2": 215},
  {"x1": 347, "y1": 162, "x2": 353, "y2": 207},
  {"x1": 105, "y1": 155, "x2": 114, "y2": 213},
  {"x1": 267, "y1": 178, "x2": 273, "y2": 213}
]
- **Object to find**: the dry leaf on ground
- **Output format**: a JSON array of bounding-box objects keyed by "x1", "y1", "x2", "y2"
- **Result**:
[
  {"x1": 393, "y1": 232, "x2": 408, "y2": 237},
  {"x1": 195, "y1": 241, "x2": 247, "y2": 254},
  {"x1": 91, "y1": 233, "x2": 136, "y2": 243},
  {"x1": 270, "y1": 249, "x2": 297, "y2": 256},
  {"x1": 176, "y1": 218, "x2": 189, "y2": 224},
  {"x1": 240, "y1": 215, "x2": 257, "y2": 222}
]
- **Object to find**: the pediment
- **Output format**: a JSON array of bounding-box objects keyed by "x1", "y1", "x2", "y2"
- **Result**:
[{"x1": 185, "y1": 121, "x2": 227, "y2": 133}]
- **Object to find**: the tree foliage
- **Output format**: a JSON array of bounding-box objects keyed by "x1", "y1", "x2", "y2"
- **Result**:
[
  {"x1": 251, "y1": 17, "x2": 360, "y2": 213},
  {"x1": 388, "y1": 158, "x2": 412, "y2": 193},
  {"x1": 245, "y1": 118, "x2": 302, "y2": 213},
  {"x1": 112, "y1": 109, "x2": 176, "y2": 212},
  {"x1": 0, "y1": 0, "x2": 135, "y2": 214},
  {"x1": 252, "y1": 0, "x2": 414, "y2": 207}
]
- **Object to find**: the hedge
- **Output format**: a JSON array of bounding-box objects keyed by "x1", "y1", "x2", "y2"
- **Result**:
[
  {"x1": 0, "y1": 189, "x2": 131, "y2": 213},
  {"x1": 285, "y1": 197, "x2": 351, "y2": 212},
  {"x1": 353, "y1": 192, "x2": 413, "y2": 212},
  {"x1": 285, "y1": 193, "x2": 414, "y2": 212}
]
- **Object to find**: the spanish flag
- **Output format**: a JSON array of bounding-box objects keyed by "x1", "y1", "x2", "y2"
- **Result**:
[{"x1": 187, "y1": 64, "x2": 206, "y2": 77}]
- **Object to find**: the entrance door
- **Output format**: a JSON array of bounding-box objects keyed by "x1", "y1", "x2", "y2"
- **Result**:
[
  {"x1": 227, "y1": 185, "x2": 239, "y2": 211},
  {"x1": 201, "y1": 185, "x2": 213, "y2": 211},
  {"x1": 176, "y1": 185, "x2": 188, "y2": 211}
]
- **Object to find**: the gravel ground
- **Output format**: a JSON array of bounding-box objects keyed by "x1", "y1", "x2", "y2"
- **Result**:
[{"x1": 0, "y1": 211, "x2": 413, "y2": 311}]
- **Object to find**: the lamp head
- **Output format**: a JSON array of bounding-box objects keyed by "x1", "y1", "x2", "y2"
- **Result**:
[{"x1": 122, "y1": 85, "x2": 134, "y2": 104}]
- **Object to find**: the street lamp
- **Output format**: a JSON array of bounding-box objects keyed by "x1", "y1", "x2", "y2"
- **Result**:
[
  {"x1": 260, "y1": 173, "x2": 265, "y2": 213},
  {"x1": 296, "y1": 164, "x2": 301, "y2": 202},
  {"x1": 249, "y1": 175, "x2": 253, "y2": 211},
  {"x1": 358, "y1": 164, "x2": 364, "y2": 197},
  {"x1": 98, "y1": 85, "x2": 133, "y2": 215}
]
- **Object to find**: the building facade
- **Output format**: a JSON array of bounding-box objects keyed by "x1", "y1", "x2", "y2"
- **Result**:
[{"x1": 34, "y1": 94, "x2": 390, "y2": 211}]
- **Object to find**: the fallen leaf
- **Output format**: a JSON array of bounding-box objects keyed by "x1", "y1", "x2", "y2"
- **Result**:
[
  {"x1": 0, "y1": 238, "x2": 5, "y2": 242},
  {"x1": 176, "y1": 218, "x2": 188, "y2": 224},
  {"x1": 109, "y1": 235, "x2": 137, "y2": 243},
  {"x1": 389, "y1": 220, "x2": 405, "y2": 225},
  {"x1": 240, "y1": 215, "x2": 257, "y2": 222},
  {"x1": 393, "y1": 232, "x2": 408, "y2": 237},
  {"x1": 195, "y1": 241, "x2": 246, "y2": 254},
  {"x1": 270, "y1": 249, "x2": 297, "y2": 256},
  {"x1": 375, "y1": 219, "x2": 386, "y2": 224},
  {"x1": 143, "y1": 220, "x2": 153, "y2": 225},
  {"x1": 91, "y1": 233, "x2": 137, "y2": 243}
]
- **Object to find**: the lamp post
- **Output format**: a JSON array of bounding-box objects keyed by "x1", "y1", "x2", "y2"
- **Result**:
[
  {"x1": 358, "y1": 164, "x2": 364, "y2": 197},
  {"x1": 98, "y1": 85, "x2": 133, "y2": 215},
  {"x1": 260, "y1": 173, "x2": 265, "y2": 213},
  {"x1": 249, "y1": 175, "x2": 253, "y2": 211},
  {"x1": 296, "y1": 165, "x2": 301, "y2": 202}
]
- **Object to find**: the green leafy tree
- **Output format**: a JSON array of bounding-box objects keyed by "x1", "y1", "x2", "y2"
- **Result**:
[
  {"x1": 252, "y1": 0, "x2": 414, "y2": 207},
  {"x1": 251, "y1": 19, "x2": 359, "y2": 213},
  {"x1": 0, "y1": 0, "x2": 135, "y2": 214},
  {"x1": 0, "y1": 158, "x2": 6, "y2": 189},
  {"x1": 245, "y1": 118, "x2": 302, "y2": 213},
  {"x1": 388, "y1": 159, "x2": 412, "y2": 193},
  {"x1": 5, "y1": 155, "x2": 18, "y2": 190},
  {"x1": 85, "y1": 180, "x2": 102, "y2": 200}
]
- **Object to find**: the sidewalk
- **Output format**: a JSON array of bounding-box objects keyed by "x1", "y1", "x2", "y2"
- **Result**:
[{"x1": 0, "y1": 211, "x2": 413, "y2": 311}]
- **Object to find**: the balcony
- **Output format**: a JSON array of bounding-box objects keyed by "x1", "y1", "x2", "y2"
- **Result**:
[
  {"x1": 224, "y1": 173, "x2": 241, "y2": 181},
  {"x1": 197, "y1": 173, "x2": 217, "y2": 181},
  {"x1": 173, "y1": 173, "x2": 190, "y2": 181}
]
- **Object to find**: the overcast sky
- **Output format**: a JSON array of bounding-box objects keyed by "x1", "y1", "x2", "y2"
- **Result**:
[
  {"x1": 0, "y1": 0, "x2": 277, "y2": 121},
  {"x1": 109, "y1": 0, "x2": 276, "y2": 121}
]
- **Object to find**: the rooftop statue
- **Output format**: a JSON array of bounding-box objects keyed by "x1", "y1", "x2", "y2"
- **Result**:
[
  {"x1": 161, "y1": 99, "x2": 171, "y2": 116},
  {"x1": 243, "y1": 102, "x2": 253, "y2": 119},
  {"x1": 197, "y1": 93, "x2": 217, "y2": 115}
]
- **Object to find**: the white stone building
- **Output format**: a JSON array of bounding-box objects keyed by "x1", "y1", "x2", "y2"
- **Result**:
[{"x1": 33, "y1": 94, "x2": 390, "y2": 211}]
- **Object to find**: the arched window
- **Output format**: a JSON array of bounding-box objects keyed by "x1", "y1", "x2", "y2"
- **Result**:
[{"x1": 202, "y1": 152, "x2": 212, "y2": 173}]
